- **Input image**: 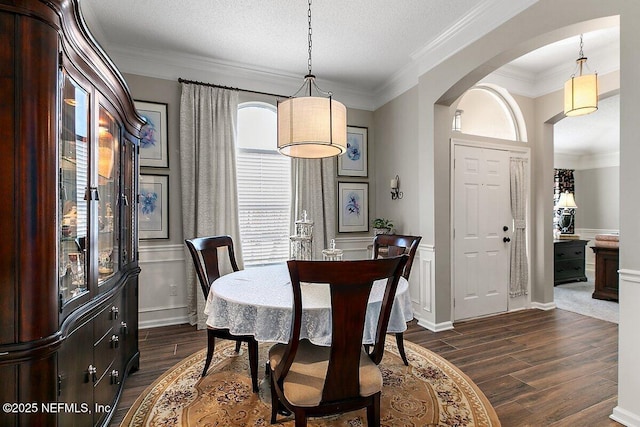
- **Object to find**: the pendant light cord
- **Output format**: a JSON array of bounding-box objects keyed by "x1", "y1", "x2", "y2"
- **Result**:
[
  {"x1": 290, "y1": 0, "x2": 332, "y2": 98},
  {"x1": 578, "y1": 34, "x2": 584, "y2": 59},
  {"x1": 307, "y1": 0, "x2": 313, "y2": 78}
]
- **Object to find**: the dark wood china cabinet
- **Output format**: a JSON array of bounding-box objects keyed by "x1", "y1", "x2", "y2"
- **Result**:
[{"x1": 0, "y1": 1, "x2": 143, "y2": 425}]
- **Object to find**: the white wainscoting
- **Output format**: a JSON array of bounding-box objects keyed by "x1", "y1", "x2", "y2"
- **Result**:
[
  {"x1": 138, "y1": 237, "x2": 449, "y2": 331},
  {"x1": 575, "y1": 228, "x2": 619, "y2": 272},
  {"x1": 333, "y1": 236, "x2": 373, "y2": 260},
  {"x1": 336, "y1": 239, "x2": 454, "y2": 332},
  {"x1": 138, "y1": 244, "x2": 189, "y2": 329},
  {"x1": 413, "y1": 244, "x2": 452, "y2": 332},
  {"x1": 612, "y1": 269, "x2": 640, "y2": 427},
  {"x1": 138, "y1": 239, "x2": 372, "y2": 329}
]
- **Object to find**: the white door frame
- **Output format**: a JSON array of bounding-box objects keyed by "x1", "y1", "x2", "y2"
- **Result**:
[{"x1": 450, "y1": 137, "x2": 532, "y2": 321}]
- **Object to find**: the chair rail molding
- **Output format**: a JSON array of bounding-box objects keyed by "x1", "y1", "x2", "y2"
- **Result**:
[
  {"x1": 139, "y1": 243, "x2": 186, "y2": 262},
  {"x1": 576, "y1": 228, "x2": 620, "y2": 271}
]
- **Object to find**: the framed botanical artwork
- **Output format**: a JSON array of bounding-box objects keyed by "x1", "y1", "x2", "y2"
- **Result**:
[
  {"x1": 338, "y1": 182, "x2": 369, "y2": 233},
  {"x1": 338, "y1": 126, "x2": 368, "y2": 177},
  {"x1": 135, "y1": 100, "x2": 168, "y2": 168},
  {"x1": 139, "y1": 174, "x2": 169, "y2": 239}
]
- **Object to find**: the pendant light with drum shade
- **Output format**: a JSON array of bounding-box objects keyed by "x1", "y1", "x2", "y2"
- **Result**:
[
  {"x1": 564, "y1": 34, "x2": 598, "y2": 117},
  {"x1": 277, "y1": 0, "x2": 347, "y2": 159}
]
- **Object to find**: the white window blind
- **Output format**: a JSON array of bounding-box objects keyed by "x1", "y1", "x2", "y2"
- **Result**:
[{"x1": 236, "y1": 103, "x2": 291, "y2": 266}]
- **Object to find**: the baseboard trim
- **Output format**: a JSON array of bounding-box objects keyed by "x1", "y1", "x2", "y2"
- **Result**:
[
  {"x1": 531, "y1": 301, "x2": 556, "y2": 311},
  {"x1": 416, "y1": 318, "x2": 454, "y2": 332},
  {"x1": 611, "y1": 405, "x2": 640, "y2": 427},
  {"x1": 139, "y1": 315, "x2": 190, "y2": 330}
]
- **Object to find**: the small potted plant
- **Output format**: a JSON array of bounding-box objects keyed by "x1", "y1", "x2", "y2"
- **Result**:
[{"x1": 372, "y1": 218, "x2": 394, "y2": 235}]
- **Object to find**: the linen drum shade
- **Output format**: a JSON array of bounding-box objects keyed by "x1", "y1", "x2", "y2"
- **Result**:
[
  {"x1": 564, "y1": 74, "x2": 598, "y2": 117},
  {"x1": 277, "y1": 96, "x2": 347, "y2": 158}
]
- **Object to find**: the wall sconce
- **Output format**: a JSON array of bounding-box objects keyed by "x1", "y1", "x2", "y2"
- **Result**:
[{"x1": 390, "y1": 175, "x2": 403, "y2": 200}]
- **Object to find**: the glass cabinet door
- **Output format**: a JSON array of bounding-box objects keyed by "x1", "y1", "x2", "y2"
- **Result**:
[
  {"x1": 121, "y1": 137, "x2": 137, "y2": 266},
  {"x1": 97, "y1": 107, "x2": 120, "y2": 284},
  {"x1": 59, "y1": 73, "x2": 90, "y2": 304}
]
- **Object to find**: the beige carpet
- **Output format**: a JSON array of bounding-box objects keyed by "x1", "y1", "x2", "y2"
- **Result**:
[
  {"x1": 554, "y1": 272, "x2": 619, "y2": 324},
  {"x1": 121, "y1": 338, "x2": 500, "y2": 426}
]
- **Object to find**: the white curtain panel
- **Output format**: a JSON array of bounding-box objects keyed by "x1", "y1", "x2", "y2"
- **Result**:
[
  {"x1": 179, "y1": 84, "x2": 243, "y2": 328},
  {"x1": 291, "y1": 158, "x2": 336, "y2": 259},
  {"x1": 509, "y1": 157, "x2": 528, "y2": 297}
]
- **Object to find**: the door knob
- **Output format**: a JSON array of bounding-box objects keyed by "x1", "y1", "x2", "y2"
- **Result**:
[
  {"x1": 503, "y1": 237, "x2": 511, "y2": 243},
  {"x1": 503, "y1": 226, "x2": 509, "y2": 232}
]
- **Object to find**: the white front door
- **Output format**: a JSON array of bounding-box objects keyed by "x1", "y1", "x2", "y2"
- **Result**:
[{"x1": 453, "y1": 144, "x2": 512, "y2": 321}]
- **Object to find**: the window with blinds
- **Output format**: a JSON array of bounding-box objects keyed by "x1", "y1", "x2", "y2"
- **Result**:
[{"x1": 236, "y1": 102, "x2": 291, "y2": 266}]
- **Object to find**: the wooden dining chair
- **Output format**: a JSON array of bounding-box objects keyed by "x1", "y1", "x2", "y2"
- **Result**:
[
  {"x1": 372, "y1": 234, "x2": 422, "y2": 365},
  {"x1": 268, "y1": 255, "x2": 408, "y2": 427},
  {"x1": 184, "y1": 235, "x2": 259, "y2": 392}
]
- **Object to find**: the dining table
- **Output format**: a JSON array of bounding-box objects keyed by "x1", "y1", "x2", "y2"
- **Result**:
[{"x1": 203, "y1": 263, "x2": 413, "y2": 346}]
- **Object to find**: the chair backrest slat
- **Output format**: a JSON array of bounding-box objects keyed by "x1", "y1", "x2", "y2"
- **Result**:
[
  {"x1": 372, "y1": 234, "x2": 422, "y2": 279},
  {"x1": 185, "y1": 235, "x2": 239, "y2": 299},
  {"x1": 285, "y1": 256, "x2": 407, "y2": 404}
]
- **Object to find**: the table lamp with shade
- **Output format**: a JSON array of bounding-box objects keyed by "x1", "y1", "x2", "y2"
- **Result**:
[{"x1": 555, "y1": 191, "x2": 578, "y2": 234}]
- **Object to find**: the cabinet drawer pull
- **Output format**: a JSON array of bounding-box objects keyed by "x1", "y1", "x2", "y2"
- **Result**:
[
  {"x1": 88, "y1": 364, "x2": 97, "y2": 383},
  {"x1": 111, "y1": 369, "x2": 120, "y2": 385},
  {"x1": 111, "y1": 334, "x2": 119, "y2": 348},
  {"x1": 121, "y1": 321, "x2": 128, "y2": 334},
  {"x1": 111, "y1": 306, "x2": 119, "y2": 319}
]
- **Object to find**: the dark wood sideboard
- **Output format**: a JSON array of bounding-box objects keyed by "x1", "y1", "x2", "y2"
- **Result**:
[
  {"x1": 553, "y1": 239, "x2": 588, "y2": 285},
  {"x1": 591, "y1": 246, "x2": 619, "y2": 301}
]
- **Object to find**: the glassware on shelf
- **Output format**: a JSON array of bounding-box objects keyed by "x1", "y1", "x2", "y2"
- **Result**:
[
  {"x1": 98, "y1": 250, "x2": 113, "y2": 275},
  {"x1": 58, "y1": 72, "x2": 89, "y2": 305},
  {"x1": 104, "y1": 202, "x2": 114, "y2": 232},
  {"x1": 97, "y1": 106, "x2": 119, "y2": 284}
]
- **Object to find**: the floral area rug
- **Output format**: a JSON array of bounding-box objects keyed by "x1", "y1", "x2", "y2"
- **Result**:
[{"x1": 121, "y1": 338, "x2": 500, "y2": 426}]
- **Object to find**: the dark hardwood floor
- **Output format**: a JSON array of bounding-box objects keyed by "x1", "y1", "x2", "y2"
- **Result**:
[{"x1": 110, "y1": 309, "x2": 621, "y2": 426}]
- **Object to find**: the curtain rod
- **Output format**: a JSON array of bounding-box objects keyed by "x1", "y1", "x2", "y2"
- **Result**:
[{"x1": 178, "y1": 78, "x2": 289, "y2": 99}]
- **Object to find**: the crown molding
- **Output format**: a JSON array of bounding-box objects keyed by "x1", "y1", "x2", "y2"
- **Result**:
[
  {"x1": 411, "y1": 0, "x2": 538, "y2": 76},
  {"x1": 577, "y1": 151, "x2": 620, "y2": 170},
  {"x1": 554, "y1": 151, "x2": 619, "y2": 170},
  {"x1": 106, "y1": 44, "x2": 377, "y2": 111},
  {"x1": 372, "y1": 62, "x2": 420, "y2": 109},
  {"x1": 373, "y1": 0, "x2": 538, "y2": 109},
  {"x1": 481, "y1": 40, "x2": 619, "y2": 98}
]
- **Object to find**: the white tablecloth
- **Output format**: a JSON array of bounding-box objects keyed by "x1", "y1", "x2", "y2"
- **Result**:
[{"x1": 204, "y1": 263, "x2": 414, "y2": 346}]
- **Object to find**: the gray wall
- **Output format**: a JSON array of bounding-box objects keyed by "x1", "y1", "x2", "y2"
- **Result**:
[
  {"x1": 124, "y1": 73, "x2": 184, "y2": 246},
  {"x1": 123, "y1": 73, "x2": 376, "y2": 246},
  {"x1": 373, "y1": 86, "x2": 420, "y2": 236},
  {"x1": 575, "y1": 166, "x2": 620, "y2": 230}
]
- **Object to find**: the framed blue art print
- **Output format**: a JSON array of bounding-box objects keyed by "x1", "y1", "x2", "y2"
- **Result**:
[{"x1": 338, "y1": 126, "x2": 367, "y2": 177}]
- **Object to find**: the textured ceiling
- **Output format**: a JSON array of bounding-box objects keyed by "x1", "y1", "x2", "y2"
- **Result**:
[
  {"x1": 80, "y1": 0, "x2": 620, "y2": 157},
  {"x1": 81, "y1": 0, "x2": 483, "y2": 91}
]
